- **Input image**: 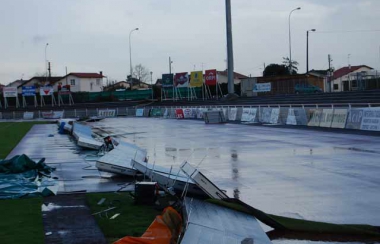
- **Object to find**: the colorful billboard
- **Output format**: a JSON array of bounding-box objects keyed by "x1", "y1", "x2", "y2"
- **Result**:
[
  {"x1": 174, "y1": 72, "x2": 189, "y2": 87},
  {"x1": 40, "y1": 86, "x2": 54, "y2": 96},
  {"x1": 190, "y1": 71, "x2": 203, "y2": 87},
  {"x1": 205, "y1": 69, "x2": 217, "y2": 86},
  {"x1": 3, "y1": 87, "x2": 18, "y2": 97},
  {"x1": 162, "y1": 74, "x2": 174, "y2": 88},
  {"x1": 22, "y1": 86, "x2": 36, "y2": 96}
]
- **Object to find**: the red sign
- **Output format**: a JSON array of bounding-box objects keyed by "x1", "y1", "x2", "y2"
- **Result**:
[
  {"x1": 205, "y1": 69, "x2": 217, "y2": 86},
  {"x1": 175, "y1": 109, "x2": 184, "y2": 119},
  {"x1": 174, "y1": 72, "x2": 189, "y2": 87}
]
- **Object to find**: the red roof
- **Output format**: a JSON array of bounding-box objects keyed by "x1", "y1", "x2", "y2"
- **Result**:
[
  {"x1": 69, "y1": 73, "x2": 104, "y2": 78},
  {"x1": 217, "y1": 70, "x2": 248, "y2": 79},
  {"x1": 333, "y1": 65, "x2": 372, "y2": 80}
]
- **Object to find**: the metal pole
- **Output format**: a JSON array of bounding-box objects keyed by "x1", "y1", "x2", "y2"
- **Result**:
[
  {"x1": 306, "y1": 31, "x2": 309, "y2": 73},
  {"x1": 129, "y1": 28, "x2": 139, "y2": 78},
  {"x1": 226, "y1": 0, "x2": 235, "y2": 94},
  {"x1": 150, "y1": 71, "x2": 153, "y2": 100},
  {"x1": 45, "y1": 43, "x2": 49, "y2": 83},
  {"x1": 288, "y1": 7, "x2": 301, "y2": 72}
]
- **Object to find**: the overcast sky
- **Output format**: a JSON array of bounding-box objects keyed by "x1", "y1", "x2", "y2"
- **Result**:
[{"x1": 1, "y1": 0, "x2": 379, "y2": 84}]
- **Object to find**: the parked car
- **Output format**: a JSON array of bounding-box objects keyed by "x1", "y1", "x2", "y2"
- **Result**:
[{"x1": 294, "y1": 84, "x2": 322, "y2": 94}]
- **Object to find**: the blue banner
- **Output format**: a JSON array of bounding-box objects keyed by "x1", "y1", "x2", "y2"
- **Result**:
[{"x1": 22, "y1": 86, "x2": 36, "y2": 96}]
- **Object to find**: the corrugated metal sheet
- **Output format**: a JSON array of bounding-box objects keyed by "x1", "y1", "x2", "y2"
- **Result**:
[{"x1": 181, "y1": 198, "x2": 272, "y2": 244}]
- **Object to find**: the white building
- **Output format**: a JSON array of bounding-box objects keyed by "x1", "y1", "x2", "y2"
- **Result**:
[
  {"x1": 331, "y1": 65, "x2": 373, "y2": 92},
  {"x1": 56, "y1": 72, "x2": 104, "y2": 92}
]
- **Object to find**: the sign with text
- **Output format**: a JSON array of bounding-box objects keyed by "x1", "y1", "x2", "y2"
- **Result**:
[
  {"x1": 190, "y1": 71, "x2": 203, "y2": 87},
  {"x1": 98, "y1": 109, "x2": 116, "y2": 117},
  {"x1": 345, "y1": 109, "x2": 364, "y2": 130},
  {"x1": 331, "y1": 109, "x2": 348, "y2": 129},
  {"x1": 161, "y1": 74, "x2": 174, "y2": 88},
  {"x1": 23, "y1": 112, "x2": 34, "y2": 120},
  {"x1": 22, "y1": 86, "x2": 36, "y2": 96},
  {"x1": 253, "y1": 83, "x2": 271, "y2": 92},
  {"x1": 241, "y1": 108, "x2": 257, "y2": 122},
  {"x1": 319, "y1": 109, "x2": 334, "y2": 127},
  {"x1": 270, "y1": 108, "x2": 280, "y2": 124},
  {"x1": 183, "y1": 108, "x2": 194, "y2": 119},
  {"x1": 175, "y1": 109, "x2": 184, "y2": 119},
  {"x1": 260, "y1": 108, "x2": 272, "y2": 123},
  {"x1": 135, "y1": 109, "x2": 144, "y2": 117},
  {"x1": 40, "y1": 87, "x2": 54, "y2": 96},
  {"x1": 228, "y1": 108, "x2": 238, "y2": 121},
  {"x1": 3, "y1": 87, "x2": 17, "y2": 97},
  {"x1": 307, "y1": 109, "x2": 323, "y2": 127},
  {"x1": 41, "y1": 111, "x2": 64, "y2": 119},
  {"x1": 204, "y1": 69, "x2": 217, "y2": 86},
  {"x1": 174, "y1": 72, "x2": 189, "y2": 88},
  {"x1": 360, "y1": 109, "x2": 380, "y2": 131}
]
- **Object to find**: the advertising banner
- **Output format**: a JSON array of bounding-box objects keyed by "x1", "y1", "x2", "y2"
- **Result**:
[
  {"x1": 260, "y1": 108, "x2": 272, "y2": 123},
  {"x1": 253, "y1": 83, "x2": 271, "y2": 92},
  {"x1": 41, "y1": 111, "x2": 64, "y2": 119},
  {"x1": 136, "y1": 109, "x2": 144, "y2": 117},
  {"x1": 307, "y1": 109, "x2": 323, "y2": 127},
  {"x1": 228, "y1": 108, "x2": 237, "y2": 121},
  {"x1": 287, "y1": 108, "x2": 308, "y2": 125},
  {"x1": 175, "y1": 109, "x2": 184, "y2": 119},
  {"x1": 319, "y1": 109, "x2": 334, "y2": 127},
  {"x1": 161, "y1": 74, "x2": 174, "y2": 88},
  {"x1": 241, "y1": 108, "x2": 257, "y2": 122},
  {"x1": 22, "y1": 86, "x2": 36, "y2": 96},
  {"x1": 23, "y1": 112, "x2": 34, "y2": 120},
  {"x1": 40, "y1": 87, "x2": 54, "y2": 96},
  {"x1": 150, "y1": 108, "x2": 162, "y2": 117},
  {"x1": 174, "y1": 72, "x2": 189, "y2": 88},
  {"x1": 331, "y1": 109, "x2": 348, "y2": 129},
  {"x1": 204, "y1": 69, "x2": 217, "y2": 86},
  {"x1": 190, "y1": 71, "x2": 203, "y2": 87},
  {"x1": 3, "y1": 87, "x2": 18, "y2": 97},
  {"x1": 183, "y1": 108, "x2": 194, "y2": 119},
  {"x1": 223, "y1": 108, "x2": 228, "y2": 120},
  {"x1": 270, "y1": 108, "x2": 280, "y2": 124},
  {"x1": 98, "y1": 109, "x2": 116, "y2": 117},
  {"x1": 163, "y1": 108, "x2": 169, "y2": 118},
  {"x1": 360, "y1": 108, "x2": 380, "y2": 131},
  {"x1": 345, "y1": 109, "x2": 364, "y2": 130},
  {"x1": 286, "y1": 109, "x2": 297, "y2": 125}
]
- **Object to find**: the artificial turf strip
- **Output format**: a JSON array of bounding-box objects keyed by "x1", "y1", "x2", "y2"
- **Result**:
[
  {"x1": 0, "y1": 122, "x2": 48, "y2": 159},
  {"x1": 86, "y1": 192, "x2": 161, "y2": 244},
  {"x1": 0, "y1": 197, "x2": 44, "y2": 244}
]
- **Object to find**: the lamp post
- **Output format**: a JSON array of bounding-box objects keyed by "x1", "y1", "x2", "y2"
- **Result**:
[
  {"x1": 288, "y1": 7, "x2": 301, "y2": 72},
  {"x1": 306, "y1": 29, "x2": 316, "y2": 73},
  {"x1": 45, "y1": 43, "x2": 49, "y2": 83},
  {"x1": 129, "y1": 28, "x2": 139, "y2": 79},
  {"x1": 150, "y1": 71, "x2": 153, "y2": 100}
]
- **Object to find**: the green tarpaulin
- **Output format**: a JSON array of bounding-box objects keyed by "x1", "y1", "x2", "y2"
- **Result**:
[{"x1": 0, "y1": 154, "x2": 57, "y2": 199}]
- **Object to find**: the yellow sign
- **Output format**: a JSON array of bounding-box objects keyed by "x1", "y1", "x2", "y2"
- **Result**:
[{"x1": 190, "y1": 71, "x2": 203, "y2": 87}]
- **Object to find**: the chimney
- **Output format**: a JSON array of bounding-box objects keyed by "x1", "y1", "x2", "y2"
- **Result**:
[{"x1": 100, "y1": 71, "x2": 103, "y2": 77}]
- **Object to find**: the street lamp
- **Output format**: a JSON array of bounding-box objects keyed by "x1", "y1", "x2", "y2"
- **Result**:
[
  {"x1": 306, "y1": 29, "x2": 316, "y2": 73},
  {"x1": 150, "y1": 71, "x2": 153, "y2": 100},
  {"x1": 45, "y1": 43, "x2": 49, "y2": 83},
  {"x1": 129, "y1": 28, "x2": 139, "y2": 79},
  {"x1": 288, "y1": 7, "x2": 301, "y2": 73}
]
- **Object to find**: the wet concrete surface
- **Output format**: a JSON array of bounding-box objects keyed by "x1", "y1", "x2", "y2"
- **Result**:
[
  {"x1": 91, "y1": 117, "x2": 380, "y2": 244},
  {"x1": 42, "y1": 194, "x2": 106, "y2": 244},
  {"x1": 6, "y1": 124, "x2": 134, "y2": 193}
]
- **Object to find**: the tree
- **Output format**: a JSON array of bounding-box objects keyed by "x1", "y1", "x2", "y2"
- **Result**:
[
  {"x1": 282, "y1": 57, "x2": 298, "y2": 74},
  {"x1": 263, "y1": 64, "x2": 290, "y2": 77},
  {"x1": 133, "y1": 64, "x2": 150, "y2": 83}
]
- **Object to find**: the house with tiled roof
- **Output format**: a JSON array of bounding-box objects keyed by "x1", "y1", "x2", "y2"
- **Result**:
[
  {"x1": 216, "y1": 70, "x2": 249, "y2": 84},
  {"x1": 17, "y1": 76, "x2": 63, "y2": 94},
  {"x1": 331, "y1": 65, "x2": 373, "y2": 92},
  {"x1": 56, "y1": 72, "x2": 105, "y2": 92}
]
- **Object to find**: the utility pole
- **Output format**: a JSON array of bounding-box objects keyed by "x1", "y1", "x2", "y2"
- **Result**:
[
  {"x1": 169, "y1": 57, "x2": 173, "y2": 74},
  {"x1": 225, "y1": 0, "x2": 235, "y2": 94},
  {"x1": 328, "y1": 54, "x2": 332, "y2": 92}
]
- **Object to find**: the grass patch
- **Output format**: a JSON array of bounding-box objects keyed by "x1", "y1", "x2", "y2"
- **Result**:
[
  {"x1": 86, "y1": 192, "x2": 161, "y2": 243},
  {"x1": 0, "y1": 197, "x2": 44, "y2": 244},
  {"x1": 0, "y1": 122, "x2": 48, "y2": 159}
]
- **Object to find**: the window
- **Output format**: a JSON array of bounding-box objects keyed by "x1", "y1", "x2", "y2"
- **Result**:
[
  {"x1": 333, "y1": 84, "x2": 339, "y2": 90},
  {"x1": 70, "y1": 79, "x2": 76, "y2": 86},
  {"x1": 96, "y1": 79, "x2": 101, "y2": 86}
]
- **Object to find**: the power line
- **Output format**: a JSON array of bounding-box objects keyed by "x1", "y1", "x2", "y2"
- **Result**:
[{"x1": 314, "y1": 29, "x2": 380, "y2": 34}]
